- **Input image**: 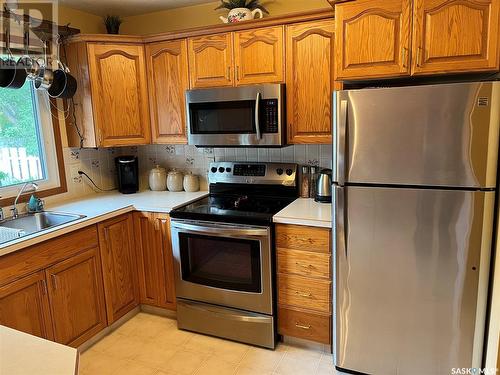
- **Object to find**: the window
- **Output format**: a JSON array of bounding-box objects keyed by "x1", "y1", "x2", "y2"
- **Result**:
[{"x1": 0, "y1": 80, "x2": 64, "y2": 201}]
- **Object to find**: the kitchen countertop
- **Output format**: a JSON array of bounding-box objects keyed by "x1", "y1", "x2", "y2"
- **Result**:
[
  {"x1": 273, "y1": 198, "x2": 332, "y2": 228},
  {"x1": 0, "y1": 325, "x2": 78, "y2": 375},
  {"x1": 0, "y1": 190, "x2": 208, "y2": 257}
]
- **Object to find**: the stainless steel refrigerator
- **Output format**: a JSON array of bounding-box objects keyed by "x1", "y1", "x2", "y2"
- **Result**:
[{"x1": 333, "y1": 82, "x2": 500, "y2": 375}]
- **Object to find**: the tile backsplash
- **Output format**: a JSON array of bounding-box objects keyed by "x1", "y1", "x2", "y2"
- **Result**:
[{"x1": 62, "y1": 144, "x2": 333, "y2": 196}]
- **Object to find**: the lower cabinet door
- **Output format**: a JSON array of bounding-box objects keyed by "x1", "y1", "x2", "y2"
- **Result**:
[
  {"x1": 134, "y1": 212, "x2": 176, "y2": 310},
  {"x1": 156, "y1": 213, "x2": 176, "y2": 310},
  {"x1": 134, "y1": 212, "x2": 161, "y2": 306},
  {"x1": 0, "y1": 271, "x2": 54, "y2": 340},
  {"x1": 46, "y1": 247, "x2": 107, "y2": 347},
  {"x1": 98, "y1": 214, "x2": 140, "y2": 323}
]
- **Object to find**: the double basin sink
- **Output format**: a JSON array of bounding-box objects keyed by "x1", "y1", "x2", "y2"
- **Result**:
[{"x1": 0, "y1": 212, "x2": 86, "y2": 245}]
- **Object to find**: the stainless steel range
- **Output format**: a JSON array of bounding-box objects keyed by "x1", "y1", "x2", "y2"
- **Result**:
[{"x1": 170, "y1": 162, "x2": 298, "y2": 349}]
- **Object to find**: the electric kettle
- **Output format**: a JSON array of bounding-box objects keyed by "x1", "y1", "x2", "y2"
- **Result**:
[{"x1": 315, "y1": 169, "x2": 332, "y2": 203}]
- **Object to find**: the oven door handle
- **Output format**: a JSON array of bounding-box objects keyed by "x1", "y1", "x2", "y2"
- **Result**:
[
  {"x1": 172, "y1": 221, "x2": 268, "y2": 237},
  {"x1": 255, "y1": 92, "x2": 262, "y2": 140}
]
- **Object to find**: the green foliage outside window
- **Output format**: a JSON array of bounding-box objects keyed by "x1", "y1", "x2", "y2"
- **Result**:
[{"x1": 0, "y1": 81, "x2": 41, "y2": 157}]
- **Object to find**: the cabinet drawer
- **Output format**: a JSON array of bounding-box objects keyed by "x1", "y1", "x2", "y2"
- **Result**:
[
  {"x1": 278, "y1": 307, "x2": 331, "y2": 344},
  {"x1": 276, "y1": 224, "x2": 330, "y2": 253},
  {"x1": 0, "y1": 226, "x2": 99, "y2": 287},
  {"x1": 277, "y1": 249, "x2": 330, "y2": 279},
  {"x1": 278, "y1": 274, "x2": 331, "y2": 313}
]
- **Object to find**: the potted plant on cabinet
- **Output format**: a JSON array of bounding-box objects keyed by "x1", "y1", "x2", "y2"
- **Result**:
[
  {"x1": 103, "y1": 15, "x2": 123, "y2": 34},
  {"x1": 216, "y1": 0, "x2": 269, "y2": 23}
]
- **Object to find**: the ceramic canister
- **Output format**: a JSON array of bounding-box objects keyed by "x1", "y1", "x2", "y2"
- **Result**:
[
  {"x1": 183, "y1": 172, "x2": 200, "y2": 192},
  {"x1": 149, "y1": 165, "x2": 167, "y2": 191},
  {"x1": 167, "y1": 169, "x2": 184, "y2": 192}
]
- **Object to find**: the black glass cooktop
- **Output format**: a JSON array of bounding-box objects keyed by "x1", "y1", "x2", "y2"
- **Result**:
[{"x1": 170, "y1": 194, "x2": 296, "y2": 225}]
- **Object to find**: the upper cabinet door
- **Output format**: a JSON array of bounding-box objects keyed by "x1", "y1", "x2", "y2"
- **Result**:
[
  {"x1": 286, "y1": 20, "x2": 335, "y2": 144},
  {"x1": 335, "y1": 0, "x2": 412, "y2": 80},
  {"x1": 188, "y1": 33, "x2": 234, "y2": 88},
  {"x1": 146, "y1": 40, "x2": 190, "y2": 144},
  {"x1": 234, "y1": 26, "x2": 285, "y2": 85},
  {"x1": 412, "y1": 0, "x2": 500, "y2": 75},
  {"x1": 87, "y1": 43, "x2": 151, "y2": 147}
]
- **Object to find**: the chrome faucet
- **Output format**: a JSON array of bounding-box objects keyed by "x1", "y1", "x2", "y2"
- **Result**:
[{"x1": 11, "y1": 182, "x2": 39, "y2": 219}]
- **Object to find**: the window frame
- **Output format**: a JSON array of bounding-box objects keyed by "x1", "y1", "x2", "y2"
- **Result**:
[{"x1": 0, "y1": 92, "x2": 67, "y2": 207}]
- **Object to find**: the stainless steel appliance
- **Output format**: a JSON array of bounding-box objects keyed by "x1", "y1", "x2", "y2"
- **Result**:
[
  {"x1": 186, "y1": 84, "x2": 285, "y2": 147},
  {"x1": 315, "y1": 169, "x2": 332, "y2": 203},
  {"x1": 170, "y1": 162, "x2": 298, "y2": 348},
  {"x1": 333, "y1": 82, "x2": 500, "y2": 375}
]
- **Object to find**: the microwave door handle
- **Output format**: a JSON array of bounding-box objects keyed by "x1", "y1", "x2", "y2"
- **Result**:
[{"x1": 255, "y1": 92, "x2": 262, "y2": 140}]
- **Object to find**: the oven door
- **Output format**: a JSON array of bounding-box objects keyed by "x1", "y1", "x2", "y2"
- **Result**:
[
  {"x1": 186, "y1": 84, "x2": 285, "y2": 147},
  {"x1": 171, "y1": 219, "x2": 272, "y2": 314}
]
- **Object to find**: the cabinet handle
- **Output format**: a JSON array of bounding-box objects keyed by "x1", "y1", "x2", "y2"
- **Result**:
[
  {"x1": 416, "y1": 47, "x2": 423, "y2": 67},
  {"x1": 401, "y1": 47, "x2": 408, "y2": 68},
  {"x1": 41, "y1": 279, "x2": 48, "y2": 295},
  {"x1": 227, "y1": 66, "x2": 231, "y2": 80},
  {"x1": 295, "y1": 291, "x2": 312, "y2": 298},
  {"x1": 296, "y1": 262, "x2": 314, "y2": 270},
  {"x1": 51, "y1": 274, "x2": 58, "y2": 290},
  {"x1": 295, "y1": 323, "x2": 311, "y2": 330},
  {"x1": 236, "y1": 66, "x2": 240, "y2": 80}
]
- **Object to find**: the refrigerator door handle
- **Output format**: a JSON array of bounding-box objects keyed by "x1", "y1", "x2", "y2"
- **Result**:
[
  {"x1": 336, "y1": 100, "x2": 348, "y2": 186},
  {"x1": 334, "y1": 185, "x2": 347, "y2": 257}
]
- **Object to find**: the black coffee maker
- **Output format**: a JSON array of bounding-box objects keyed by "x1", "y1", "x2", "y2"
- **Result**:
[{"x1": 115, "y1": 156, "x2": 139, "y2": 194}]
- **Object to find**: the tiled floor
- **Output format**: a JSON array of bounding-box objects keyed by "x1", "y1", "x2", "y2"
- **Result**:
[{"x1": 79, "y1": 312, "x2": 339, "y2": 375}]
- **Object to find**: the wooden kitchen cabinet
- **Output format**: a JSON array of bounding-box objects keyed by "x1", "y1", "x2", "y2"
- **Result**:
[
  {"x1": 233, "y1": 26, "x2": 284, "y2": 85},
  {"x1": 286, "y1": 20, "x2": 335, "y2": 144},
  {"x1": 188, "y1": 26, "x2": 285, "y2": 88},
  {"x1": 188, "y1": 33, "x2": 234, "y2": 88},
  {"x1": 134, "y1": 212, "x2": 176, "y2": 310},
  {"x1": 411, "y1": 0, "x2": 500, "y2": 75},
  {"x1": 278, "y1": 307, "x2": 331, "y2": 345},
  {"x1": 0, "y1": 271, "x2": 54, "y2": 341},
  {"x1": 66, "y1": 41, "x2": 151, "y2": 147},
  {"x1": 146, "y1": 40, "x2": 190, "y2": 144},
  {"x1": 334, "y1": 0, "x2": 412, "y2": 80},
  {"x1": 332, "y1": 0, "x2": 500, "y2": 80},
  {"x1": 276, "y1": 224, "x2": 332, "y2": 344},
  {"x1": 46, "y1": 247, "x2": 107, "y2": 347},
  {"x1": 98, "y1": 214, "x2": 140, "y2": 323}
]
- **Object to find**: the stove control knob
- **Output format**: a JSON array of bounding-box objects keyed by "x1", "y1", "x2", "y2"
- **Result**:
[
  {"x1": 211, "y1": 167, "x2": 217, "y2": 173},
  {"x1": 226, "y1": 167, "x2": 232, "y2": 173},
  {"x1": 219, "y1": 167, "x2": 225, "y2": 173},
  {"x1": 276, "y1": 168, "x2": 284, "y2": 175},
  {"x1": 286, "y1": 169, "x2": 293, "y2": 176}
]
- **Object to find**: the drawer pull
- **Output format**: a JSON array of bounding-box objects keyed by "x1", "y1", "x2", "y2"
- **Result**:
[
  {"x1": 295, "y1": 291, "x2": 312, "y2": 298},
  {"x1": 295, "y1": 262, "x2": 314, "y2": 269},
  {"x1": 295, "y1": 323, "x2": 311, "y2": 330}
]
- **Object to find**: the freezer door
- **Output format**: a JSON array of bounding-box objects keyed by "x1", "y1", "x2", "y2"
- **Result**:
[
  {"x1": 334, "y1": 82, "x2": 500, "y2": 188},
  {"x1": 334, "y1": 186, "x2": 494, "y2": 375}
]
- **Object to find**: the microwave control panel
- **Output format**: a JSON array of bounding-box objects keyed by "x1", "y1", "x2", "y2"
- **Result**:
[{"x1": 260, "y1": 99, "x2": 279, "y2": 133}]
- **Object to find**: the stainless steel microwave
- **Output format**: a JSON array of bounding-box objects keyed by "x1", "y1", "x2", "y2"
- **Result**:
[{"x1": 186, "y1": 84, "x2": 285, "y2": 147}]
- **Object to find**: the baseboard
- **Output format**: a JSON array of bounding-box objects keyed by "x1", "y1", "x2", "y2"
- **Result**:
[
  {"x1": 140, "y1": 304, "x2": 177, "y2": 319},
  {"x1": 281, "y1": 335, "x2": 332, "y2": 353}
]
